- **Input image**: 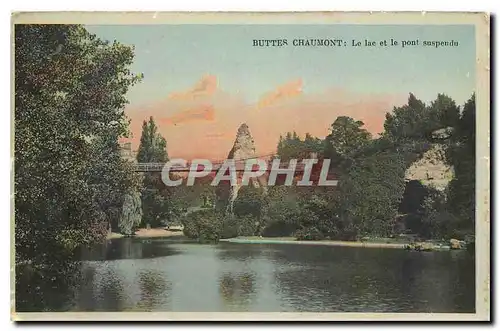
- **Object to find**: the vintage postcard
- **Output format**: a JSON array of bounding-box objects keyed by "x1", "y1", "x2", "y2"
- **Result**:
[{"x1": 11, "y1": 12, "x2": 490, "y2": 321}]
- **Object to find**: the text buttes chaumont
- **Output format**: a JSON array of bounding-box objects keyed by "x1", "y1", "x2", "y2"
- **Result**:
[{"x1": 253, "y1": 39, "x2": 344, "y2": 47}]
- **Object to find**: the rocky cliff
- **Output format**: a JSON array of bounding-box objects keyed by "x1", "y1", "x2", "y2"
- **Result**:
[
  {"x1": 227, "y1": 123, "x2": 257, "y2": 161},
  {"x1": 216, "y1": 123, "x2": 267, "y2": 213},
  {"x1": 405, "y1": 129, "x2": 454, "y2": 191}
]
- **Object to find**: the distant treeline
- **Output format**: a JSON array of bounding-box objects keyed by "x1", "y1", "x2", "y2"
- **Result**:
[{"x1": 182, "y1": 93, "x2": 475, "y2": 242}]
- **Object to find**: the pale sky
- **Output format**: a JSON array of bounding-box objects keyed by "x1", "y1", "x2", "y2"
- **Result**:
[{"x1": 86, "y1": 24, "x2": 476, "y2": 159}]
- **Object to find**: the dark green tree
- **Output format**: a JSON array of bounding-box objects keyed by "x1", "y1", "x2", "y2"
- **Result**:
[
  {"x1": 14, "y1": 25, "x2": 141, "y2": 310},
  {"x1": 323, "y1": 116, "x2": 372, "y2": 170},
  {"x1": 384, "y1": 93, "x2": 429, "y2": 140},
  {"x1": 446, "y1": 94, "x2": 475, "y2": 236},
  {"x1": 383, "y1": 93, "x2": 457, "y2": 143},
  {"x1": 137, "y1": 117, "x2": 168, "y2": 163},
  {"x1": 262, "y1": 186, "x2": 302, "y2": 237},
  {"x1": 430, "y1": 93, "x2": 461, "y2": 129},
  {"x1": 324, "y1": 116, "x2": 372, "y2": 157},
  {"x1": 182, "y1": 209, "x2": 224, "y2": 243},
  {"x1": 136, "y1": 117, "x2": 170, "y2": 228},
  {"x1": 276, "y1": 131, "x2": 323, "y2": 161},
  {"x1": 338, "y1": 151, "x2": 406, "y2": 238}
]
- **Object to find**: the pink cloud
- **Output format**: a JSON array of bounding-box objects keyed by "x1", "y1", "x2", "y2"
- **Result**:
[{"x1": 122, "y1": 76, "x2": 406, "y2": 160}]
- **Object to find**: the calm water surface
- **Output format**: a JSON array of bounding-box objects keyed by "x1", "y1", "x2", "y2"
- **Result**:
[{"x1": 19, "y1": 238, "x2": 475, "y2": 312}]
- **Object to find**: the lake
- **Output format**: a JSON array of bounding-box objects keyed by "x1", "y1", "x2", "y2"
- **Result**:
[{"x1": 16, "y1": 237, "x2": 475, "y2": 313}]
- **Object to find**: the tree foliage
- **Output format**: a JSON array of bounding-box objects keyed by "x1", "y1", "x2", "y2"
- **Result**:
[
  {"x1": 277, "y1": 131, "x2": 323, "y2": 161},
  {"x1": 338, "y1": 151, "x2": 406, "y2": 238},
  {"x1": 445, "y1": 94, "x2": 475, "y2": 235},
  {"x1": 324, "y1": 116, "x2": 372, "y2": 161},
  {"x1": 182, "y1": 209, "x2": 224, "y2": 243},
  {"x1": 14, "y1": 25, "x2": 141, "y2": 270},
  {"x1": 119, "y1": 190, "x2": 143, "y2": 235},
  {"x1": 136, "y1": 117, "x2": 170, "y2": 228},
  {"x1": 137, "y1": 117, "x2": 168, "y2": 163},
  {"x1": 259, "y1": 92, "x2": 474, "y2": 242}
]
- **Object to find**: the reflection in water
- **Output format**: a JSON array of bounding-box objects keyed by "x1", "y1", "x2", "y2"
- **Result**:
[
  {"x1": 219, "y1": 272, "x2": 256, "y2": 310},
  {"x1": 98, "y1": 269, "x2": 126, "y2": 311},
  {"x1": 16, "y1": 238, "x2": 475, "y2": 313},
  {"x1": 270, "y1": 246, "x2": 475, "y2": 313},
  {"x1": 80, "y1": 238, "x2": 180, "y2": 261},
  {"x1": 136, "y1": 270, "x2": 170, "y2": 311},
  {"x1": 15, "y1": 263, "x2": 79, "y2": 312}
]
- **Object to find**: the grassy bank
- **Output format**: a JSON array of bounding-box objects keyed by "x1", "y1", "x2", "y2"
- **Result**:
[
  {"x1": 106, "y1": 228, "x2": 186, "y2": 240},
  {"x1": 105, "y1": 231, "x2": 458, "y2": 251},
  {"x1": 220, "y1": 236, "x2": 453, "y2": 250}
]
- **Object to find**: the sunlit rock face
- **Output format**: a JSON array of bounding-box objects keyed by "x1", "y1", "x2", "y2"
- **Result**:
[
  {"x1": 227, "y1": 123, "x2": 257, "y2": 161},
  {"x1": 215, "y1": 123, "x2": 268, "y2": 213},
  {"x1": 405, "y1": 129, "x2": 455, "y2": 192}
]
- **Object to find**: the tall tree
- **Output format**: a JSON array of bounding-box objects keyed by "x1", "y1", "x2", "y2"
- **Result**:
[
  {"x1": 277, "y1": 132, "x2": 324, "y2": 161},
  {"x1": 446, "y1": 94, "x2": 475, "y2": 235},
  {"x1": 430, "y1": 93, "x2": 461, "y2": 129},
  {"x1": 136, "y1": 117, "x2": 170, "y2": 228},
  {"x1": 14, "y1": 25, "x2": 141, "y2": 281},
  {"x1": 137, "y1": 117, "x2": 168, "y2": 163},
  {"x1": 119, "y1": 190, "x2": 143, "y2": 235},
  {"x1": 338, "y1": 150, "x2": 406, "y2": 238},
  {"x1": 323, "y1": 116, "x2": 372, "y2": 170}
]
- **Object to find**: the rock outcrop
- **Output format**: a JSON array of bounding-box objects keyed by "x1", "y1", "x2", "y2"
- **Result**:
[
  {"x1": 450, "y1": 238, "x2": 466, "y2": 250},
  {"x1": 227, "y1": 123, "x2": 257, "y2": 161},
  {"x1": 215, "y1": 123, "x2": 267, "y2": 213},
  {"x1": 405, "y1": 143, "x2": 454, "y2": 191}
]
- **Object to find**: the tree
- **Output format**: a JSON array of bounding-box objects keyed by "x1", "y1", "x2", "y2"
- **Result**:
[
  {"x1": 383, "y1": 93, "x2": 457, "y2": 142},
  {"x1": 230, "y1": 185, "x2": 265, "y2": 236},
  {"x1": 90, "y1": 133, "x2": 142, "y2": 234},
  {"x1": 137, "y1": 117, "x2": 168, "y2": 163},
  {"x1": 323, "y1": 116, "x2": 372, "y2": 169},
  {"x1": 136, "y1": 117, "x2": 170, "y2": 228},
  {"x1": 119, "y1": 191, "x2": 143, "y2": 235},
  {"x1": 430, "y1": 93, "x2": 461, "y2": 129},
  {"x1": 14, "y1": 25, "x2": 141, "y2": 311},
  {"x1": 384, "y1": 93, "x2": 429, "y2": 140},
  {"x1": 233, "y1": 186, "x2": 264, "y2": 219},
  {"x1": 14, "y1": 25, "x2": 141, "y2": 272},
  {"x1": 182, "y1": 209, "x2": 224, "y2": 243},
  {"x1": 446, "y1": 94, "x2": 475, "y2": 236},
  {"x1": 419, "y1": 188, "x2": 461, "y2": 239},
  {"x1": 262, "y1": 186, "x2": 302, "y2": 237},
  {"x1": 338, "y1": 151, "x2": 406, "y2": 238},
  {"x1": 294, "y1": 192, "x2": 340, "y2": 240}
]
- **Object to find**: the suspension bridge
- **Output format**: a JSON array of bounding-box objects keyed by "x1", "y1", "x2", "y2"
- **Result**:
[{"x1": 132, "y1": 153, "x2": 319, "y2": 173}]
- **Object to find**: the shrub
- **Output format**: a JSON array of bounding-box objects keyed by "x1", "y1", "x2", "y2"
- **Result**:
[{"x1": 182, "y1": 209, "x2": 224, "y2": 243}]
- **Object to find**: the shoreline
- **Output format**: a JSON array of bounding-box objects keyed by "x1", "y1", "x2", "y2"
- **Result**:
[
  {"x1": 220, "y1": 237, "x2": 405, "y2": 249},
  {"x1": 106, "y1": 228, "x2": 186, "y2": 240},
  {"x1": 220, "y1": 236, "x2": 453, "y2": 250},
  {"x1": 106, "y1": 231, "x2": 459, "y2": 251}
]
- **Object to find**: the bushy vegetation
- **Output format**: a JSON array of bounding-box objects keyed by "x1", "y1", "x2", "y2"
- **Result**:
[
  {"x1": 251, "y1": 93, "x2": 474, "y2": 242},
  {"x1": 205, "y1": 90, "x2": 474, "y2": 243},
  {"x1": 14, "y1": 25, "x2": 143, "y2": 309},
  {"x1": 15, "y1": 25, "x2": 142, "y2": 269},
  {"x1": 181, "y1": 209, "x2": 224, "y2": 243},
  {"x1": 136, "y1": 117, "x2": 170, "y2": 228}
]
